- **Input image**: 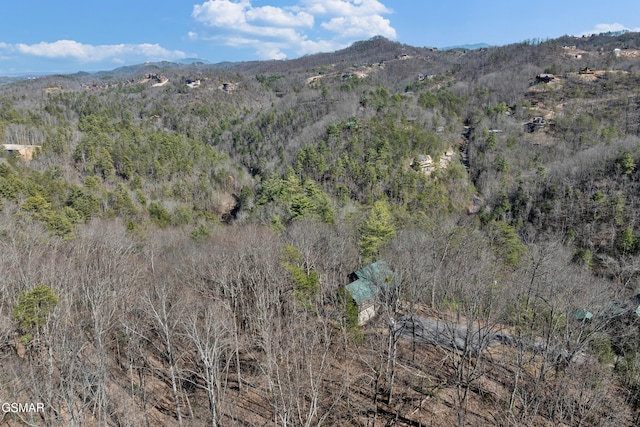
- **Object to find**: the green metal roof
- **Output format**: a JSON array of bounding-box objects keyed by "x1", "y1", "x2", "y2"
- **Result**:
[
  {"x1": 345, "y1": 260, "x2": 395, "y2": 306},
  {"x1": 572, "y1": 308, "x2": 593, "y2": 320},
  {"x1": 634, "y1": 294, "x2": 640, "y2": 317},
  {"x1": 601, "y1": 302, "x2": 628, "y2": 318},
  {"x1": 345, "y1": 279, "x2": 379, "y2": 306},
  {"x1": 353, "y1": 260, "x2": 394, "y2": 282}
]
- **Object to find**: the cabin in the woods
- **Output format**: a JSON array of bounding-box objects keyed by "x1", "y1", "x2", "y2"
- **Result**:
[{"x1": 345, "y1": 261, "x2": 395, "y2": 325}]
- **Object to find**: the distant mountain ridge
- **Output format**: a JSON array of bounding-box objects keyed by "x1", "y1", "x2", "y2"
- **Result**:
[
  {"x1": 175, "y1": 57, "x2": 212, "y2": 65},
  {"x1": 4, "y1": 32, "x2": 640, "y2": 82},
  {"x1": 441, "y1": 43, "x2": 492, "y2": 50},
  {"x1": 45, "y1": 36, "x2": 425, "y2": 79}
]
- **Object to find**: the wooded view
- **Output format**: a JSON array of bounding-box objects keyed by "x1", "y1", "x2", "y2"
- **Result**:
[{"x1": 1, "y1": 32, "x2": 640, "y2": 426}]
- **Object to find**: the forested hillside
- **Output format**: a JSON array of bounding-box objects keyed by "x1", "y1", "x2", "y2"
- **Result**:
[{"x1": 1, "y1": 32, "x2": 640, "y2": 426}]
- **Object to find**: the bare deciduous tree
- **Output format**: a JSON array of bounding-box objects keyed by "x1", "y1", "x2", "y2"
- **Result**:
[{"x1": 183, "y1": 298, "x2": 233, "y2": 427}]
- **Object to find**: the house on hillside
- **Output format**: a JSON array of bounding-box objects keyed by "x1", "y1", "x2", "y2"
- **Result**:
[
  {"x1": 413, "y1": 149, "x2": 455, "y2": 176},
  {"x1": 535, "y1": 73, "x2": 555, "y2": 84},
  {"x1": 2, "y1": 144, "x2": 40, "y2": 161},
  {"x1": 572, "y1": 308, "x2": 593, "y2": 321},
  {"x1": 415, "y1": 154, "x2": 434, "y2": 175},
  {"x1": 572, "y1": 295, "x2": 640, "y2": 324},
  {"x1": 220, "y1": 82, "x2": 238, "y2": 92},
  {"x1": 525, "y1": 117, "x2": 547, "y2": 133},
  {"x1": 345, "y1": 261, "x2": 396, "y2": 325},
  {"x1": 439, "y1": 149, "x2": 455, "y2": 169},
  {"x1": 152, "y1": 76, "x2": 169, "y2": 88}
]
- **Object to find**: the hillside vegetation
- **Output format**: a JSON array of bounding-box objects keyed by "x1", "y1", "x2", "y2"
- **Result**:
[{"x1": 1, "y1": 32, "x2": 640, "y2": 426}]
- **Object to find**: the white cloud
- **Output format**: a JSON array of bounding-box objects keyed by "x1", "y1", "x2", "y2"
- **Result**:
[
  {"x1": 193, "y1": 0, "x2": 249, "y2": 27},
  {"x1": 302, "y1": 0, "x2": 391, "y2": 17},
  {"x1": 576, "y1": 23, "x2": 640, "y2": 37},
  {"x1": 322, "y1": 14, "x2": 395, "y2": 40},
  {"x1": 297, "y1": 38, "x2": 343, "y2": 56},
  {"x1": 2, "y1": 40, "x2": 187, "y2": 63},
  {"x1": 191, "y1": 0, "x2": 396, "y2": 59},
  {"x1": 260, "y1": 46, "x2": 288, "y2": 60},
  {"x1": 246, "y1": 6, "x2": 314, "y2": 28},
  {"x1": 225, "y1": 36, "x2": 261, "y2": 47}
]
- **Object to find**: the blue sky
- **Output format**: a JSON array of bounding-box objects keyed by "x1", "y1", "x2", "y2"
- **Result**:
[{"x1": 1, "y1": 0, "x2": 639, "y2": 74}]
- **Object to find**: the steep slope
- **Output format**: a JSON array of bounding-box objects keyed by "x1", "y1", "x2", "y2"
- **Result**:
[{"x1": 0, "y1": 33, "x2": 640, "y2": 426}]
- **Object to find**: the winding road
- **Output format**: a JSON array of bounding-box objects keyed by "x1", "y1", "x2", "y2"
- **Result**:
[{"x1": 394, "y1": 315, "x2": 586, "y2": 363}]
